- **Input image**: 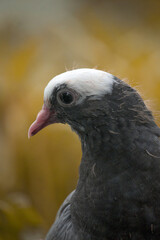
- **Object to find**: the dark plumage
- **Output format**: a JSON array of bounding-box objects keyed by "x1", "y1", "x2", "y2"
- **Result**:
[{"x1": 28, "y1": 69, "x2": 160, "y2": 240}]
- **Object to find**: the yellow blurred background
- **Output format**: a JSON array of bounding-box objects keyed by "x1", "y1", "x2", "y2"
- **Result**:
[{"x1": 0, "y1": 0, "x2": 160, "y2": 239}]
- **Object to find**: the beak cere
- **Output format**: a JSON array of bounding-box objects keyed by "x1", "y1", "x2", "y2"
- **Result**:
[{"x1": 28, "y1": 104, "x2": 56, "y2": 138}]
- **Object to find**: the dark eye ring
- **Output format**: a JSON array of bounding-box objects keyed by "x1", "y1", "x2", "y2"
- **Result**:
[{"x1": 57, "y1": 90, "x2": 75, "y2": 106}]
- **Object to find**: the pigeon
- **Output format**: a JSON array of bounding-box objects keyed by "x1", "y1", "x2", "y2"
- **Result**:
[{"x1": 28, "y1": 68, "x2": 160, "y2": 240}]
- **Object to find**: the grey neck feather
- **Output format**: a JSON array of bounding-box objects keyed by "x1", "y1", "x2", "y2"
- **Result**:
[{"x1": 69, "y1": 93, "x2": 159, "y2": 238}]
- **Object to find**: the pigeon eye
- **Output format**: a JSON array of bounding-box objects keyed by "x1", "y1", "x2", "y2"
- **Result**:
[{"x1": 57, "y1": 90, "x2": 75, "y2": 106}]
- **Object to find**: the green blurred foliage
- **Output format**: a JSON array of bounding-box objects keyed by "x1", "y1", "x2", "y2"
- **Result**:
[{"x1": 0, "y1": 0, "x2": 160, "y2": 239}]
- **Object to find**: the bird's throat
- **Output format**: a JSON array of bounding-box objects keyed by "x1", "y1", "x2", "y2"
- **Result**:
[{"x1": 71, "y1": 128, "x2": 126, "y2": 236}]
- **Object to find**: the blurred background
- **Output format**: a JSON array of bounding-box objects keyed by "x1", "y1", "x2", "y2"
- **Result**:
[{"x1": 0, "y1": 0, "x2": 160, "y2": 239}]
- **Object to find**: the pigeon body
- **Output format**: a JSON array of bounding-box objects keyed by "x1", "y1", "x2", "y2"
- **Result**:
[{"x1": 28, "y1": 69, "x2": 160, "y2": 240}]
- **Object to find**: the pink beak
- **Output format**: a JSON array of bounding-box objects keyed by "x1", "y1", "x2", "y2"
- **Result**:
[{"x1": 28, "y1": 104, "x2": 57, "y2": 138}]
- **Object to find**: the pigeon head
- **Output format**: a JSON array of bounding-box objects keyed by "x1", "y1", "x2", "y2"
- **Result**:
[
  {"x1": 28, "y1": 68, "x2": 153, "y2": 138},
  {"x1": 28, "y1": 68, "x2": 114, "y2": 137}
]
